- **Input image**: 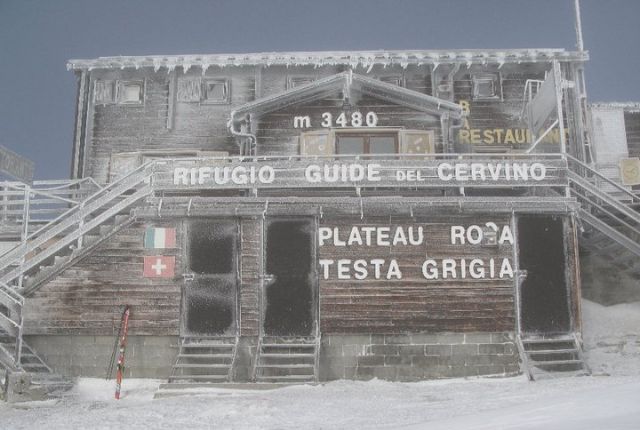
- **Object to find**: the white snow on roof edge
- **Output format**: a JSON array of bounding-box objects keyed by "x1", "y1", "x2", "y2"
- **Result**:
[
  {"x1": 590, "y1": 102, "x2": 640, "y2": 113},
  {"x1": 66, "y1": 49, "x2": 588, "y2": 72}
]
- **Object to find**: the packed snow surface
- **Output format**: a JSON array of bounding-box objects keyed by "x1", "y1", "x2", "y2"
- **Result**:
[{"x1": 0, "y1": 300, "x2": 638, "y2": 429}]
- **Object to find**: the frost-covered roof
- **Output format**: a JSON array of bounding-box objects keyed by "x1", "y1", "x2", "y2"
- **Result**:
[
  {"x1": 67, "y1": 49, "x2": 588, "y2": 72},
  {"x1": 229, "y1": 71, "x2": 463, "y2": 123},
  {"x1": 590, "y1": 102, "x2": 640, "y2": 113}
]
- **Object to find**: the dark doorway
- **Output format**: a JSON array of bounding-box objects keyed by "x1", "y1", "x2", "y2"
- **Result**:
[
  {"x1": 183, "y1": 220, "x2": 237, "y2": 336},
  {"x1": 263, "y1": 219, "x2": 314, "y2": 336},
  {"x1": 518, "y1": 215, "x2": 571, "y2": 334}
]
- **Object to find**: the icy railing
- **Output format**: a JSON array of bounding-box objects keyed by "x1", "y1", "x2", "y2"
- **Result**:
[{"x1": 0, "y1": 178, "x2": 101, "y2": 230}]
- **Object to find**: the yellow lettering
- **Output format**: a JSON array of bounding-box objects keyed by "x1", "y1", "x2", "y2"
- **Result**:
[
  {"x1": 483, "y1": 129, "x2": 495, "y2": 144},
  {"x1": 470, "y1": 129, "x2": 481, "y2": 144},
  {"x1": 504, "y1": 129, "x2": 516, "y2": 144},
  {"x1": 458, "y1": 129, "x2": 470, "y2": 144}
]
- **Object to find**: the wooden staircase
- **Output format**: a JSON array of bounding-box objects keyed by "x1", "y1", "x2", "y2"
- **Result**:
[
  {"x1": 0, "y1": 163, "x2": 155, "y2": 399},
  {"x1": 518, "y1": 334, "x2": 590, "y2": 380},
  {"x1": 168, "y1": 337, "x2": 238, "y2": 384},
  {"x1": 253, "y1": 336, "x2": 319, "y2": 384}
]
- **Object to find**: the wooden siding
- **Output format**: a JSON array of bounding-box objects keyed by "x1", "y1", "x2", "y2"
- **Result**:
[
  {"x1": 80, "y1": 62, "x2": 554, "y2": 181},
  {"x1": 318, "y1": 215, "x2": 516, "y2": 334},
  {"x1": 23, "y1": 222, "x2": 181, "y2": 336}
]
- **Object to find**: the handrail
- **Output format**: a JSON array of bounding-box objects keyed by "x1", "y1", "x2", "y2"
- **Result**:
[
  {"x1": 0, "y1": 162, "x2": 154, "y2": 271},
  {"x1": 565, "y1": 154, "x2": 640, "y2": 205}
]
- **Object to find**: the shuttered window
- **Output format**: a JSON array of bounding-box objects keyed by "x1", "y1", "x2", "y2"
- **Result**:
[
  {"x1": 399, "y1": 130, "x2": 435, "y2": 155},
  {"x1": 300, "y1": 131, "x2": 334, "y2": 156},
  {"x1": 94, "y1": 80, "x2": 115, "y2": 104}
]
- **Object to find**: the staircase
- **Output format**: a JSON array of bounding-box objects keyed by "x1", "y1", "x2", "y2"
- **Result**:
[
  {"x1": 0, "y1": 162, "x2": 155, "y2": 399},
  {"x1": 518, "y1": 334, "x2": 590, "y2": 380},
  {"x1": 168, "y1": 336, "x2": 238, "y2": 384},
  {"x1": 253, "y1": 336, "x2": 319, "y2": 384}
]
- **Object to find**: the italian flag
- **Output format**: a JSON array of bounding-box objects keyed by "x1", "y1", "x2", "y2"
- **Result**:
[{"x1": 144, "y1": 227, "x2": 176, "y2": 249}]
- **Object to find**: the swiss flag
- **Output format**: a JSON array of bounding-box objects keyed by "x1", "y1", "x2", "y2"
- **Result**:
[{"x1": 143, "y1": 256, "x2": 175, "y2": 278}]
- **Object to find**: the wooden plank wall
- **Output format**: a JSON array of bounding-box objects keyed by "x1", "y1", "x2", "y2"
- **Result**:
[
  {"x1": 23, "y1": 222, "x2": 181, "y2": 336},
  {"x1": 86, "y1": 67, "x2": 255, "y2": 183},
  {"x1": 82, "y1": 62, "x2": 552, "y2": 182},
  {"x1": 318, "y1": 215, "x2": 516, "y2": 334}
]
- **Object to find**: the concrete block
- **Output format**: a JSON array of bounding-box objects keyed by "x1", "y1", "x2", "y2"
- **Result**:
[
  {"x1": 384, "y1": 355, "x2": 412, "y2": 366},
  {"x1": 332, "y1": 335, "x2": 370, "y2": 346},
  {"x1": 425, "y1": 345, "x2": 452, "y2": 356},
  {"x1": 398, "y1": 345, "x2": 426, "y2": 356},
  {"x1": 410, "y1": 333, "x2": 439, "y2": 344},
  {"x1": 384, "y1": 334, "x2": 411, "y2": 345},
  {"x1": 436, "y1": 333, "x2": 465, "y2": 344},
  {"x1": 367, "y1": 344, "x2": 399, "y2": 355},
  {"x1": 424, "y1": 365, "x2": 452, "y2": 378},
  {"x1": 412, "y1": 355, "x2": 444, "y2": 367},
  {"x1": 355, "y1": 366, "x2": 375, "y2": 380},
  {"x1": 477, "y1": 365, "x2": 507, "y2": 376},
  {"x1": 452, "y1": 344, "x2": 478, "y2": 356},
  {"x1": 504, "y1": 343, "x2": 516, "y2": 355},
  {"x1": 357, "y1": 355, "x2": 385, "y2": 366},
  {"x1": 342, "y1": 344, "x2": 366, "y2": 357},
  {"x1": 449, "y1": 365, "x2": 467, "y2": 378},
  {"x1": 343, "y1": 366, "x2": 357, "y2": 379},
  {"x1": 396, "y1": 367, "x2": 424, "y2": 381},
  {"x1": 372, "y1": 367, "x2": 397, "y2": 380},
  {"x1": 464, "y1": 333, "x2": 492, "y2": 344},
  {"x1": 491, "y1": 332, "x2": 514, "y2": 343},
  {"x1": 479, "y1": 343, "x2": 505, "y2": 355}
]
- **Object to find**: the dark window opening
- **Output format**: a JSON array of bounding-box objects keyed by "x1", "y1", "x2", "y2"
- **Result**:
[
  {"x1": 264, "y1": 220, "x2": 314, "y2": 336},
  {"x1": 518, "y1": 215, "x2": 571, "y2": 333},
  {"x1": 185, "y1": 279, "x2": 235, "y2": 335},
  {"x1": 188, "y1": 221, "x2": 235, "y2": 274}
]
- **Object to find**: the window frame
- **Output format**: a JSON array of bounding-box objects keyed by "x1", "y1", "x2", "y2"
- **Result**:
[
  {"x1": 94, "y1": 80, "x2": 116, "y2": 105},
  {"x1": 201, "y1": 78, "x2": 231, "y2": 104},
  {"x1": 471, "y1": 72, "x2": 502, "y2": 101},
  {"x1": 116, "y1": 80, "x2": 145, "y2": 105},
  {"x1": 334, "y1": 131, "x2": 399, "y2": 156}
]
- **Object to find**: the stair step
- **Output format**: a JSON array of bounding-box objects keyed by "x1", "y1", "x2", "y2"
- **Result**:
[
  {"x1": 521, "y1": 337, "x2": 574, "y2": 344},
  {"x1": 173, "y1": 364, "x2": 231, "y2": 368},
  {"x1": 178, "y1": 353, "x2": 233, "y2": 359},
  {"x1": 259, "y1": 353, "x2": 315, "y2": 358},
  {"x1": 169, "y1": 375, "x2": 229, "y2": 381},
  {"x1": 527, "y1": 349, "x2": 577, "y2": 355},
  {"x1": 531, "y1": 359, "x2": 583, "y2": 366},
  {"x1": 257, "y1": 364, "x2": 315, "y2": 369},
  {"x1": 257, "y1": 375, "x2": 315, "y2": 381},
  {"x1": 262, "y1": 344, "x2": 315, "y2": 348}
]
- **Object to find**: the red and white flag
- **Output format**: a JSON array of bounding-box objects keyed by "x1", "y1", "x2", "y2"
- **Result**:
[{"x1": 143, "y1": 256, "x2": 175, "y2": 278}]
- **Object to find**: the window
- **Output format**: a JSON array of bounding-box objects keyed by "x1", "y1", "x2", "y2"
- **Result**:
[
  {"x1": 300, "y1": 131, "x2": 333, "y2": 156},
  {"x1": 335, "y1": 133, "x2": 398, "y2": 157},
  {"x1": 287, "y1": 76, "x2": 316, "y2": 89},
  {"x1": 202, "y1": 79, "x2": 229, "y2": 104},
  {"x1": 94, "y1": 80, "x2": 115, "y2": 104},
  {"x1": 472, "y1": 73, "x2": 501, "y2": 100},
  {"x1": 118, "y1": 81, "x2": 143, "y2": 104},
  {"x1": 177, "y1": 78, "x2": 230, "y2": 103},
  {"x1": 95, "y1": 80, "x2": 144, "y2": 104}
]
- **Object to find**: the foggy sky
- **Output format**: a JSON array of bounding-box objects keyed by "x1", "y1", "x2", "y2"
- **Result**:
[{"x1": 1, "y1": 0, "x2": 638, "y2": 179}]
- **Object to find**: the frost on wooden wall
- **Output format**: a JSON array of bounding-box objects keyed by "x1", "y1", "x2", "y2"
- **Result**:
[{"x1": 177, "y1": 78, "x2": 201, "y2": 102}]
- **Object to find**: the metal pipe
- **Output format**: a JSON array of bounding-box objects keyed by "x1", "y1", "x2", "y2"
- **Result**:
[{"x1": 574, "y1": 0, "x2": 585, "y2": 52}]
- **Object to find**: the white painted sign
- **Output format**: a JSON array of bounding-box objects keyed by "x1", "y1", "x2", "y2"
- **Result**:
[
  {"x1": 318, "y1": 222, "x2": 514, "y2": 281},
  {"x1": 172, "y1": 161, "x2": 549, "y2": 187}
]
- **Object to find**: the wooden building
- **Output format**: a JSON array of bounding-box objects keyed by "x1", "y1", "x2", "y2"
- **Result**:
[{"x1": 1, "y1": 49, "x2": 639, "y2": 398}]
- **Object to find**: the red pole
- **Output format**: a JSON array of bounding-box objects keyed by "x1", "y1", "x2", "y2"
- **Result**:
[{"x1": 115, "y1": 306, "x2": 131, "y2": 400}]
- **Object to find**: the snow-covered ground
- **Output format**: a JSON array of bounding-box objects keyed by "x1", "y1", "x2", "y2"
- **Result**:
[{"x1": 1, "y1": 300, "x2": 639, "y2": 430}]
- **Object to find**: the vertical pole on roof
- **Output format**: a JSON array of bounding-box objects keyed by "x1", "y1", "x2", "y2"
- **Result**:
[
  {"x1": 574, "y1": 0, "x2": 585, "y2": 52},
  {"x1": 553, "y1": 60, "x2": 566, "y2": 155}
]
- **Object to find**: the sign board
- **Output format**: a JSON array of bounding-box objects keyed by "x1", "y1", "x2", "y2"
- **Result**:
[
  {"x1": 0, "y1": 145, "x2": 35, "y2": 183},
  {"x1": 153, "y1": 158, "x2": 567, "y2": 191},
  {"x1": 528, "y1": 73, "x2": 557, "y2": 136}
]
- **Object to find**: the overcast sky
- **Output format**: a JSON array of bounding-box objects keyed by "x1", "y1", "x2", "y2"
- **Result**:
[{"x1": 1, "y1": 0, "x2": 639, "y2": 179}]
